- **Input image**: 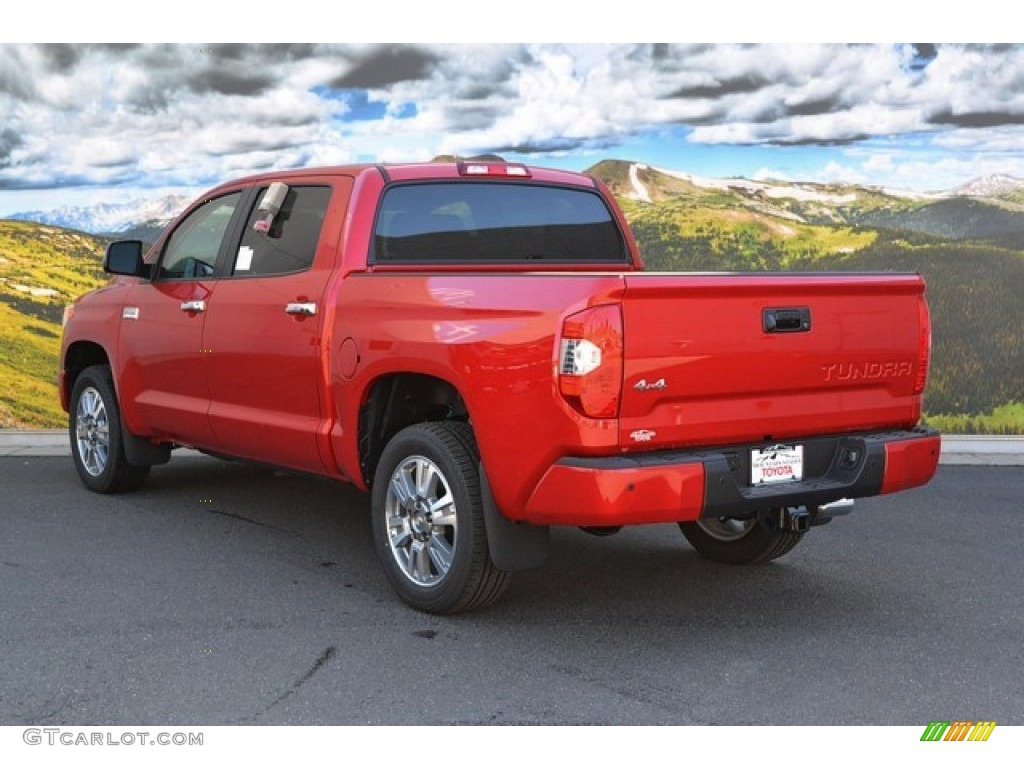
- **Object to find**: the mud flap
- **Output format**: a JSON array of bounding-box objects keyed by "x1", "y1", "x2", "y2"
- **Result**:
[
  {"x1": 479, "y1": 463, "x2": 549, "y2": 571},
  {"x1": 121, "y1": 423, "x2": 171, "y2": 466}
]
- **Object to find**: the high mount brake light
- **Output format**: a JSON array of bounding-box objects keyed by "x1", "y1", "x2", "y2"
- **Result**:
[
  {"x1": 456, "y1": 161, "x2": 531, "y2": 178},
  {"x1": 558, "y1": 304, "x2": 623, "y2": 419}
]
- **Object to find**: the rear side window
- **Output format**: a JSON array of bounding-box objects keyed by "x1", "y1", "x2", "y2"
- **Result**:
[
  {"x1": 373, "y1": 183, "x2": 627, "y2": 264},
  {"x1": 233, "y1": 186, "x2": 331, "y2": 276}
]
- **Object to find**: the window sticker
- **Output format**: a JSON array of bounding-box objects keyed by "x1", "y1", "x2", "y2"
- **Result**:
[{"x1": 235, "y1": 245, "x2": 254, "y2": 271}]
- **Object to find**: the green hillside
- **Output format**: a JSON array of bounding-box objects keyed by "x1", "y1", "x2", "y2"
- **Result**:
[
  {"x1": 851, "y1": 198, "x2": 1024, "y2": 246},
  {"x1": 0, "y1": 221, "x2": 108, "y2": 428}
]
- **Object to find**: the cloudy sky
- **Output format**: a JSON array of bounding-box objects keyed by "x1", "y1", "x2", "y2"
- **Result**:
[{"x1": 2, "y1": 42, "x2": 1024, "y2": 214}]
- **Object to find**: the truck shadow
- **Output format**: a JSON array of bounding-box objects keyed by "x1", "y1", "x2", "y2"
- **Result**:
[{"x1": 129, "y1": 453, "x2": 892, "y2": 635}]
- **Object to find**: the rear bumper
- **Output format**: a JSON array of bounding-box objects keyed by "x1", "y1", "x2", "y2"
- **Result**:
[{"x1": 521, "y1": 428, "x2": 940, "y2": 526}]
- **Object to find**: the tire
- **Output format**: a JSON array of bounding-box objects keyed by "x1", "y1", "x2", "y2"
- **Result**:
[
  {"x1": 679, "y1": 509, "x2": 804, "y2": 564},
  {"x1": 371, "y1": 421, "x2": 510, "y2": 614},
  {"x1": 69, "y1": 365, "x2": 150, "y2": 494}
]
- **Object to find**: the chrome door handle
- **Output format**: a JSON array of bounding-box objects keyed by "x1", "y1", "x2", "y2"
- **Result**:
[
  {"x1": 180, "y1": 300, "x2": 206, "y2": 313},
  {"x1": 285, "y1": 302, "x2": 317, "y2": 317}
]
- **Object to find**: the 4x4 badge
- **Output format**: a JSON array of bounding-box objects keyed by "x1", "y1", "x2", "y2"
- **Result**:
[{"x1": 634, "y1": 377, "x2": 666, "y2": 391}]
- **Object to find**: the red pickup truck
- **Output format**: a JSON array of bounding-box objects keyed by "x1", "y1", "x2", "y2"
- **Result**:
[{"x1": 60, "y1": 160, "x2": 940, "y2": 613}]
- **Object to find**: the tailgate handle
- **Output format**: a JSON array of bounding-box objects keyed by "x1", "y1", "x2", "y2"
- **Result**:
[{"x1": 763, "y1": 307, "x2": 811, "y2": 333}]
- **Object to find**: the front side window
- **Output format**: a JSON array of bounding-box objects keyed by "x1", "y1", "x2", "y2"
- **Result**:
[
  {"x1": 373, "y1": 182, "x2": 628, "y2": 264},
  {"x1": 157, "y1": 192, "x2": 241, "y2": 280},
  {"x1": 232, "y1": 186, "x2": 331, "y2": 277}
]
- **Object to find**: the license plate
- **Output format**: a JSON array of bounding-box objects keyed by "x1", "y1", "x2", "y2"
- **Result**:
[{"x1": 751, "y1": 444, "x2": 804, "y2": 485}]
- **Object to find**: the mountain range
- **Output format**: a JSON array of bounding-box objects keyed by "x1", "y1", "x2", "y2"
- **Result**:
[
  {"x1": 9, "y1": 194, "x2": 192, "y2": 238},
  {"x1": 8, "y1": 166, "x2": 1024, "y2": 241},
  {"x1": 589, "y1": 161, "x2": 1024, "y2": 247}
]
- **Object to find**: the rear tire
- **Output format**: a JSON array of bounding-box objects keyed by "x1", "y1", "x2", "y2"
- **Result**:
[
  {"x1": 679, "y1": 510, "x2": 804, "y2": 564},
  {"x1": 371, "y1": 422, "x2": 510, "y2": 614},
  {"x1": 69, "y1": 365, "x2": 150, "y2": 494}
]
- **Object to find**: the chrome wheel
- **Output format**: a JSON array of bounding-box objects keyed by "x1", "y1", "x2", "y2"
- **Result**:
[
  {"x1": 69, "y1": 365, "x2": 150, "y2": 494},
  {"x1": 371, "y1": 422, "x2": 511, "y2": 613},
  {"x1": 384, "y1": 455, "x2": 458, "y2": 587},
  {"x1": 75, "y1": 386, "x2": 110, "y2": 477},
  {"x1": 695, "y1": 517, "x2": 757, "y2": 542}
]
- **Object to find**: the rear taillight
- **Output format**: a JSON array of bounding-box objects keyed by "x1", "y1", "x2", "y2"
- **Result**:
[
  {"x1": 915, "y1": 297, "x2": 931, "y2": 395},
  {"x1": 558, "y1": 304, "x2": 623, "y2": 419}
]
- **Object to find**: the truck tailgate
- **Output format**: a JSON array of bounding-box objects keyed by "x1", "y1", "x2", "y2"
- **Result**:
[{"x1": 619, "y1": 273, "x2": 928, "y2": 449}]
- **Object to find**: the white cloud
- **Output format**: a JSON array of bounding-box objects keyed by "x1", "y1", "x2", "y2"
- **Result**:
[
  {"x1": 3, "y1": 43, "x2": 1024, "y2": 205},
  {"x1": 820, "y1": 161, "x2": 869, "y2": 185},
  {"x1": 863, "y1": 153, "x2": 895, "y2": 172}
]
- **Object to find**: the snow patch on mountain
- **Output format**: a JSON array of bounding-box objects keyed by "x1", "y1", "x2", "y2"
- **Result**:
[
  {"x1": 652, "y1": 166, "x2": 858, "y2": 204},
  {"x1": 879, "y1": 187, "x2": 943, "y2": 200},
  {"x1": 628, "y1": 164, "x2": 652, "y2": 203}
]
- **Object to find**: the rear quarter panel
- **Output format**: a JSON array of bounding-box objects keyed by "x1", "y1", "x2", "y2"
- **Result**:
[{"x1": 330, "y1": 273, "x2": 627, "y2": 516}]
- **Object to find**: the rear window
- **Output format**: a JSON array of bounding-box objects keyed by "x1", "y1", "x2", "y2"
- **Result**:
[
  {"x1": 233, "y1": 185, "x2": 331, "y2": 276},
  {"x1": 373, "y1": 182, "x2": 628, "y2": 264}
]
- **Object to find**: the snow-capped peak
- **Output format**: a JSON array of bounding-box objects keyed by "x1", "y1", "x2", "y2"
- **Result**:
[
  {"x1": 953, "y1": 174, "x2": 1024, "y2": 197},
  {"x1": 9, "y1": 194, "x2": 192, "y2": 234}
]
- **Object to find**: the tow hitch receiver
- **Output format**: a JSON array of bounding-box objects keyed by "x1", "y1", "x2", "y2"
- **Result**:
[{"x1": 779, "y1": 507, "x2": 811, "y2": 533}]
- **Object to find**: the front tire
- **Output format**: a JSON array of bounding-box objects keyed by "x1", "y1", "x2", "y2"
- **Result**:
[
  {"x1": 679, "y1": 510, "x2": 804, "y2": 564},
  {"x1": 371, "y1": 422, "x2": 510, "y2": 614},
  {"x1": 69, "y1": 365, "x2": 150, "y2": 494}
]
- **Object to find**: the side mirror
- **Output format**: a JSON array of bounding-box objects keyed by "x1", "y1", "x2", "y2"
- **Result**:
[{"x1": 104, "y1": 240, "x2": 145, "y2": 276}]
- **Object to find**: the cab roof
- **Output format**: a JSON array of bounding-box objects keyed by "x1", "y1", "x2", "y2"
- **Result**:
[{"x1": 204, "y1": 161, "x2": 597, "y2": 196}]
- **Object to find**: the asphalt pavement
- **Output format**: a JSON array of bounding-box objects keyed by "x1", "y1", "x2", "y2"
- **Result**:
[{"x1": 1, "y1": 454, "x2": 1021, "y2": 725}]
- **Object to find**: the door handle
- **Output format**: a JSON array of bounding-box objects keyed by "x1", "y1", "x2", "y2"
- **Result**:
[
  {"x1": 285, "y1": 302, "x2": 317, "y2": 317},
  {"x1": 180, "y1": 300, "x2": 206, "y2": 313}
]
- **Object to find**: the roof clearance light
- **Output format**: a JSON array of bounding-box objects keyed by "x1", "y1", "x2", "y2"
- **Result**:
[{"x1": 457, "y1": 162, "x2": 532, "y2": 178}]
